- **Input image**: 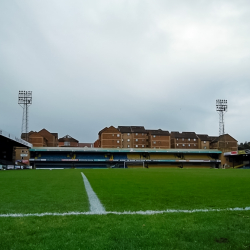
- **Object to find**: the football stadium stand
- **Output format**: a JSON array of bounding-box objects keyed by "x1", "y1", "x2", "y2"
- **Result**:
[
  {"x1": 29, "y1": 147, "x2": 221, "y2": 169},
  {"x1": 0, "y1": 128, "x2": 32, "y2": 165}
]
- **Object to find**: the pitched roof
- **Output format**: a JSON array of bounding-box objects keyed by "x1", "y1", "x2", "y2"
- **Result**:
[
  {"x1": 117, "y1": 126, "x2": 132, "y2": 133},
  {"x1": 58, "y1": 135, "x2": 78, "y2": 142},
  {"x1": 131, "y1": 126, "x2": 146, "y2": 133},
  {"x1": 219, "y1": 134, "x2": 238, "y2": 142},
  {"x1": 197, "y1": 134, "x2": 212, "y2": 141},
  {"x1": 98, "y1": 126, "x2": 120, "y2": 135},
  {"x1": 171, "y1": 131, "x2": 198, "y2": 139},
  {"x1": 118, "y1": 126, "x2": 146, "y2": 133},
  {"x1": 147, "y1": 129, "x2": 170, "y2": 136}
]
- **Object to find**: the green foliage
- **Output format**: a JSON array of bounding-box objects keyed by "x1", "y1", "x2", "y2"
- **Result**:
[{"x1": 238, "y1": 141, "x2": 250, "y2": 150}]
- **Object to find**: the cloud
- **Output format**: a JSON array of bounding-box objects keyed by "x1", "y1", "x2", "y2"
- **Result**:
[{"x1": 0, "y1": 0, "x2": 250, "y2": 143}]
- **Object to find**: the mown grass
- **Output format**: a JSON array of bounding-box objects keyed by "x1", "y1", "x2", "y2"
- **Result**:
[
  {"x1": 82, "y1": 168, "x2": 250, "y2": 211},
  {"x1": 0, "y1": 211, "x2": 250, "y2": 249},
  {"x1": 0, "y1": 170, "x2": 89, "y2": 213},
  {"x1": 0, "y1": 168, "x2": 250, "y2": 249}
]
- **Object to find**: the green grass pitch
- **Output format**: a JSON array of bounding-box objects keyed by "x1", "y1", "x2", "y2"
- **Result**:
[{"x1": 0, "y1": 168, "x2": 250, "y2": 249}]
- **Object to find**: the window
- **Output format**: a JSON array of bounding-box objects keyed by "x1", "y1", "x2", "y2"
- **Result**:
[
  {"x1": 177, "y1": 138, "x2": 178, "y2": 140},
  {"x1": 117, "y1": 147, "x2": 119, "y2": 148},
  {"x1": 182, "y1": 144, "x2": 185, "y2": 146},
  {"x1": 142, "y1": 139, "x2": 144, "y2": 142},
  {"x1": 194, "y1": 144, "x2": 196, "y2": 146},
  {"x1": 142, "y1": 145, "x2": 144, "y2": 148},
  {"x1": 64, "y1": 142, "x2": 70, "y2": 146},
  {"x1": 204, "y1": 141, "x2": 206, "y2": 143},
  {"x1": 188, "y1": 138, "x2": 190, "y2": 141},
  {"x1": 127, "y1": 145, "x2": 130, "y2": 148},
  {"x1": 188, "y1": 144, "x2": 190, "y2": 147},
  {"x1": 117, "y1": 140, "x2": 120, "y2": 143},
  {"x1": 153, "y1": 135, "x2": 156, "y2": 138},
  {"x1": 182, "y1": 138, "x2": 184, "y2": 141},
  {"x1": 194, "y1": 139, "x2": 196, "y2": 141},
  {"x1": 127, "y1": 133, "x2": 130, "y2": 136},
  {"x1": 136, "y1": 139, "x2": 138, "y2": 142},
  {"x1": 142, "y1": 133, "x2": 144, "y2": 135},
  {"x1": 112, "y1": 134, "x2": 114, "y2": 136},
  {"x1": 136, "y1": 145, "x2": 138, "y2": 147},
  {"x1": 177, "y1": 144, "x2": 179, "y2": 146},
  {"x1": 117, "y1": 134, "x2": 120, "y2": 137},
  {"x1": 127, "y1": 139, "x2": 130, "y2": 142},
  {"x1": 136, "y1": 133, "x2": 138, "y2": 135},
  {"x1": 204, "y1": 146, "x2": 207, "y2": 149},
  {"x1": 153, "y1": 141, "x2": 156, "y2": 144}
]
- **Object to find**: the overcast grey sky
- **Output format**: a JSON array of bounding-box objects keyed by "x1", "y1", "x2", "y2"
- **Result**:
[{"x1": 1, "y1": 0, "x2": 250, "y2": 143}]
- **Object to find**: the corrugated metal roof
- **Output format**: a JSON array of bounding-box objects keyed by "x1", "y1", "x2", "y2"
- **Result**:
[{"x1": 30, "y1": 147, "x2": 222, "y2": 154}]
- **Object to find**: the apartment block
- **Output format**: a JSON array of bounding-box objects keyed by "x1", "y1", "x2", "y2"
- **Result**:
[
  {"x1": 197, "y1": 134, "x2": 211, "y2": 149},
  {"x1": 171, "y1": 132, "x2": 199, "y2": 149},
  {"x1": 147, "y1": 129, "x2": 170, "y2": 149},
  {"x1": 98, "y1": 126, "x2": 122, "y2": 148},
  {"x1": 22, "y1": 129, "x2": 58, "y2": 147},
  {"x1": 210, "y1": 134, "x2": 238, "y2": 152},
  {"x1": 118, "y1": 126, "x2": 148, "y2": 148},
  {"x1": 97, "y1": 125, "x2": 237, "y2": 151},
  {"x1": 58, "y1": 135, "x2": 79, "y2": 147}
]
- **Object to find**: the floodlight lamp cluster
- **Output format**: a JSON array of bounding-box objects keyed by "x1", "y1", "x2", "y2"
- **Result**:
[
  {"x1": 18, "y1": 91, "x2": 32, "y2": 105},
  {"x1": 216, "y1": 99, "x2": 228, "y2": 112}
]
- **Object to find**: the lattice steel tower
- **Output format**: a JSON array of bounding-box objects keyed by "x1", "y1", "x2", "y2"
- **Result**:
[
  {"x1": 216, "y1": 99, "x2": 228, "y2": 136},
  {"x1": 18, "y1": 91, "x2": 32, "y2": 141}
]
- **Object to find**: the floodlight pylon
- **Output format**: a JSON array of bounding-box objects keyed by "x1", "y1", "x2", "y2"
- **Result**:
[
  {"x1": 18, "y1": 91, "x2": 32, "y2": 141},
  {"x1": 216, "y1": 99, "x2": 227, "y2": 136}
]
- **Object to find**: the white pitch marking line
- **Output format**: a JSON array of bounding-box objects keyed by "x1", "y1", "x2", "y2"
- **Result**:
[
  {"x1": 0, "y1": 207, "x2": 250, "y2": 217},
  {"x1": 81, "y1": 172, "x2": 106, "y2": 214}
]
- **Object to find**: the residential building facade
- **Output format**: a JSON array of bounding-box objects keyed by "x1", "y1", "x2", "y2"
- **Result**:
[
  {"x1": 197, "y1": 134, "x2": 211, "y2": 149},
  {"x1": 58, "y1": 135, "x2": 79, "y2": 147},
  {"x1": 98, "y1": 126, "x2": 122, "y2": 148},
  {"x1": 147, "y1": 129, "x2": 170, "y2": 149},
  {"x1": 21, "y1": 129, "x2": 58, "y2": 147},
  {"x1": 171, "y1": 132, "x2": 199, "y2": 149}
]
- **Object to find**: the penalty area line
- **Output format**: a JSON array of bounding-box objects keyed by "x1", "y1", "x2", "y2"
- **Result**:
[{"x1": 0, "y1": 207, "x2": 250, "y2": 218}]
